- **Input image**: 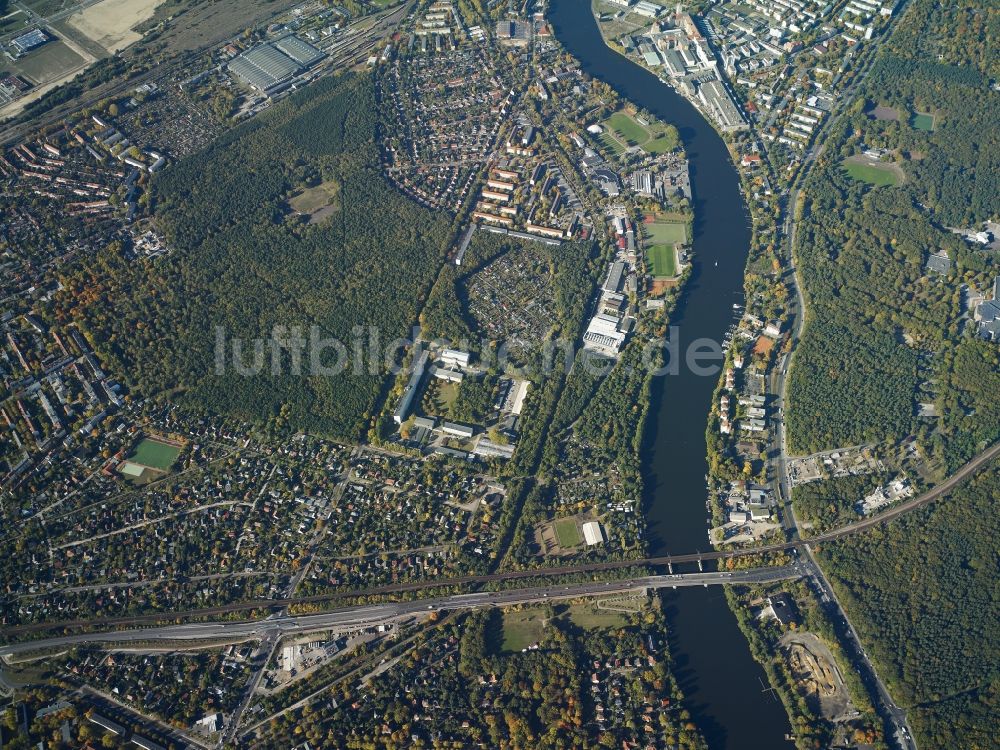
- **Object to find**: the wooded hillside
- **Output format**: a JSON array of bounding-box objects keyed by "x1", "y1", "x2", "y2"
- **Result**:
[{"x1": 60, "y1": 73, "x2": 451, "y2": 439}]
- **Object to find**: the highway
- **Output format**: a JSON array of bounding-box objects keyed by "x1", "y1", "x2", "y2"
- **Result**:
[
  {"x1": 0, "y1": 566, "x2": 802, "y2": 659},
  {"x1": 3, "y1": 436, "x2": 995, "y2": 643}
]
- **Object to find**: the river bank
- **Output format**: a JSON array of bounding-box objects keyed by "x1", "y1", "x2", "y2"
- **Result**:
[{"x1": 546, "y1": 2, "x2": 794, "y2": 748}]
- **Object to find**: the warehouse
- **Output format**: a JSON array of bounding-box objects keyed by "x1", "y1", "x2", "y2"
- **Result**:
[
  {"x1": 11, "y1": 29, "x2": 49, "y2": 55},
  {"x1": 228, "y1": 42, "x2": 302, "y2": 95},
  {"x1": 273, "y1": 35, "x2": 325, "y2": 67}
]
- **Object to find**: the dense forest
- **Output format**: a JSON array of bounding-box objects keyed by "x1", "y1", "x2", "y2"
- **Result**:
[
  {"x1": 818, "y1": 466, "x2": 1000, "y2": 750},
  {"x1": 55, "y1": 73, "x2": 452, "y2": 440},
  {"x1": 787, "y1": 0, "x2": 999, "y2": 466}
]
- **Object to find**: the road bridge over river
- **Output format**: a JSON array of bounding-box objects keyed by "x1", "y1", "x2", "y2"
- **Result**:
[
  {"x1": 0, "y1": 566, "x2": 804, "y2": 658},
  {"x1": 2, "y1": 439, "x2": 996, "y2": 651}
]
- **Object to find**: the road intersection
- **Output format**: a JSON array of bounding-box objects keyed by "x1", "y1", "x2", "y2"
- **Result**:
[{"x1": 0, "y1": 566, "x2": 804, "y2": 659}]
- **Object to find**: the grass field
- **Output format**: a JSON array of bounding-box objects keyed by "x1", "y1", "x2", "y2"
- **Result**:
[
  {"x1": 602, "y1": 110, "x2": 679, "y2": 155},
  {"x1": 911, "y1": 112, "x2": 935, "y2": 131},
  {"x1": 23, "y1": 0, "x2": 73, "y2": 16},
  {"x1": 424, "y1": 379, "x2": 459, "y2": 417},
  {"x1": 502, "y1": 609, "x2": 547, "y2": 652},
  {"x1": 843, "y1": 159, "x2": 902, "y2": 187},
  {"x1": 564, "y1": 603, "x2": 629, "y2": 630},
  {"x1": 643, "y1": 133, "x2": 677, "y2": 155},
  {"x1": 0, "y1": 10, "x2": 27, "y2": 35},
  {"x1": 128, "y1": 437, "x2": 181, "y2": 471},
  {"x1": 554, "y1": 517, "x2": 582, "y2": 548},
  {"x1": 647, "y1": 244, "x2": 676, "y2": 277},
  {"x1": 13, "y1": 40, "x2": 85, "y2": 83},
  {"x1": 646, "y1": 220, "x2": 687, "y2": 245},
  {"x1": 288, "y1": 179, "x2": 340, "y2": 220}
]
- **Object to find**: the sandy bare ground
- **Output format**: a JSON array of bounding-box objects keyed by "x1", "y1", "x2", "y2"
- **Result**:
[
  {"x1": 0, "y1": 69, "x2": 78, "y2": 119},
  {"x1": 66, "y1": 0, "x2": 165, "y2": 53},
  {"x1": 780, "y1": 631, "x2": 854, "y2": 720}
]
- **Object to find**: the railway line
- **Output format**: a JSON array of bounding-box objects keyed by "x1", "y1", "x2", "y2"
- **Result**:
[{"x1": 3, "y1": 438, "x2": 995, "y2": 641}]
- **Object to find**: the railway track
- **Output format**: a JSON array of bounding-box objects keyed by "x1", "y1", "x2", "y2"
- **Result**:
[{"x1": 4, "y1": 438, "x2": 996, "y2": 640}]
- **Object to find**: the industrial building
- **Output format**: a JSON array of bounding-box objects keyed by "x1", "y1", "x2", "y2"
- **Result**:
[
  {"x1": 441, "y1": 421, "x2": 475, "y2": 439},
  {"x1": 273, "y1": 35, "x2": 326, "y2": 67},
  {"x1": 440, "y1": 349, "x2": 471, "y2": 368},
  {"x1": 473, "y1": 439, "x2": 515, "y2": 460},
  {"x1": 602, "y1": 262, "x2": 626, "y2": 294},
  {"x1": 697, "y1": 79, "x2": 747, "y2": 131},
  {"x1": 496, "y1": 18, "x2": 531, "y2": 46},
  {"x1": 228, "y1": 35, "x2": 323, "y2": 95},
  {"x1": 10, "y1": 29, "x2": 49, "y2": 55}
]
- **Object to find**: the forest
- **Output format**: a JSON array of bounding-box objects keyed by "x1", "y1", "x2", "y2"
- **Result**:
[
  {"x1": 787, "y1": 0, "x2": 999, "y2": 466},
  {"x1": 56, "y1": 73, "x2": 452, "y2": 440},
  {"x1": 818, "y1": 465, "x2": 1000, "y2": 750}
]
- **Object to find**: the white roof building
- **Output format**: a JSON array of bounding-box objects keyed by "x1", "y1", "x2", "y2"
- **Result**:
[
  {"x1": 440, "y1": 349, "x2": 471, "y2": 368},
  {"x1": 582, "y1": 521, "x2": 605, "y2": 546}
]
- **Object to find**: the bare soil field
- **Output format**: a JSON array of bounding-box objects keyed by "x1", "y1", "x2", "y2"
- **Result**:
[
  {"x1": 66, "y1": 0, "x2": 164, "y2": 53},
  {"x1": 868, "y1": 104, "x2": 899, "y2": 121},
  {"x1": 138, "y1": 0, "x2": 301, "y2": 57},
  {"x1": 650, "y1": 278, "x2": 679, "y2": 295},
  {"x1": 780, "y1": 632, "x2": 853, "y2": 720}
]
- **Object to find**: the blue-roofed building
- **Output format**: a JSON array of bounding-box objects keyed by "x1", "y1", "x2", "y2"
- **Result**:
[{"x1": 11, "y1": 29, "x2": 49, "y2": 55}]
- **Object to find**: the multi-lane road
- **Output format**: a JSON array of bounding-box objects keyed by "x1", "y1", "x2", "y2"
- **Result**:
[
  {"x1": 0, "y1": 566, "x2": 803, "y2": 659},
  {"x1": 4, "y1": 436, "x2": 995, "y2": 643}
]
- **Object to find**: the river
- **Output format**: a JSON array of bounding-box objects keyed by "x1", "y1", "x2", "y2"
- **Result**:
[{"x1": 546, "y1": 2, "x2": 795, "y2": 748}]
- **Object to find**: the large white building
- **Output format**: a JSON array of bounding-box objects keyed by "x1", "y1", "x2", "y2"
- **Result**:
[{"x1": 582, "y1": 521, "x2": 606, "y2": 546}]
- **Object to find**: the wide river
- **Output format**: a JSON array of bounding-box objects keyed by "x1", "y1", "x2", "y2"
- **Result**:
[{"x1": 547, "y1": 2, "x2": 795, "y2": 748}]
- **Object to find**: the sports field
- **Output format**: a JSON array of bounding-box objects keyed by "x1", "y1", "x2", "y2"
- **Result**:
[
  {"x1": 608, "y1": 111, "x2": 646, "y2": 144},
  {"x1": 647, "y1": 244, "x2": 676, "y2": 277},
  {"x1": 602, "y1": 110, "x2": 679, "y2": 155},
  {"x1": 911, "y1": 112, "x2": 935, "y2": 131},
  {"x1": 843, "y1": 158, "x2": 902, "y2": 187},
  {"x1": 645, "y1": 220, "x2": 687, "y2": 245},
  {"x1": 554, "y1": 517, "x2": 582, "y2": 547},
  {"x1": 13, "y1": 40, "x2": 85, "y2": 83},
  {"x1": 128, "y1": 437, "x2": 181, "y2": 471},
  {"x1": 643, "y1": 218, "x2": 685, "y2": 277}
]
